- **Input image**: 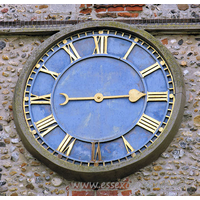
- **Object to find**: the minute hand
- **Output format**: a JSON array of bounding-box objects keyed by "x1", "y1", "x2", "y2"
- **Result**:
[{"x1": 60, "y1": 89, "x2": 146, "y2": 105}]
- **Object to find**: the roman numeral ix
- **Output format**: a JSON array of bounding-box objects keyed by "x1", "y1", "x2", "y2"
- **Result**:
[{"x1": 30, "y1": 93, "x2": 51, "y2": 104}]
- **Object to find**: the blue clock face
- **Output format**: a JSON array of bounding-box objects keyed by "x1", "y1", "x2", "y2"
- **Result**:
[
  {"x1": 53, "y1": 56, "x2": 146, "y2": 142},
  {"x1": 23, "y1": 28, "x2": 175, "y2": 166}
]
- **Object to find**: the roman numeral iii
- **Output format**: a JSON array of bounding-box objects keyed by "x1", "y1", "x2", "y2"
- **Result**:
[{"x1": 147, "y1": 91, "x2": 168, "y2": 102}]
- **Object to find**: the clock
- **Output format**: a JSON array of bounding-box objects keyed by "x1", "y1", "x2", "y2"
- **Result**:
[{"x1": 13, "y1": 21, "x2": 185, "y2": 182}]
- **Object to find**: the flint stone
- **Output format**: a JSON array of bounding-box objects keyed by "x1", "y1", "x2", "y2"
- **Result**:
[
  {"x1": 35, "y1": 177, "x2": 43, "y2": 184},
  {"x1": 27, "y1": 9, "x2": 34, "y2": 13},
  {"x1": 187, "y1": 52, "x2": 193, "y2": 56},
  {"x1": 172, "y1": 149, "x2": 185, "y2": 159},
  {"x1": 157, "y1": 11, "x2": 162, "y2": 16},
  {"x1": 11, "y1": 138, "x2": 19, "y2": 144},
  {"x1": 13, "y1": 13, "x2": 18, "y2": 18},
  {"x1": 173, "y1": 46, "x2": 180, "y2": 50},
  {"x1": 11, "y1": 152, "x2": 19, "y2": 162},
  {"x1": 26, "y1": 183, "x2": 34, "y2": 190},
  {"x1": 0, "y1": 187, "x2": 8, "y2": 192},
  {"x1": 180, "y1": 141, "x2": 187, "y2": 149},
  {"x1": 186, "y1": 137, "x2": 193, "y2": 143},
  {"x1": 194, "y1": 71, "x2": 200, "y2": 77},
  {"x1": 51, "y1": 177, "x2": 62, "y2": 187},
  {"x1": 0, "y1": 41, "x2": 6, "y2": 50},
  {"x1": 178, "y1": 39, "x2": 183, "y2": 45},
  {"x1": 45, "y1": 176, "x2": 51, "y2": 181},
  {"x1": 43, "y1": 187, "x2": 49, "y2": 195},
  {"x1": 170, "y1": 39, "x2": 177, "y2": 44},
  {"x1": 189, "y1": 171, "x2": 194, "y2": 176},
  {"x1": 0, "y1": 142, "x2": 6, "y2": 147},
  {"x1": 183, "y1": 70, "x2": 189, "y2": 76},
  {"x1": 4, "y1": 126, "x2": 11, "y2": 133},
  {"x1": 26, "y1": 173, "x2": 32, "y2": 178},
  {"x1": 9, "y1": 52, "x2": 18, "y2": 58},
  {"x1": 191, "y1": 12, "x2": 199, "y2": 18},
  {"x1": 183, "y1": 111, "x2": 192, "y2": 119},
  {"x1": 161, "y1": 153, "x2": 170, "y2": 158},
  {"x1": 0, "y1": 181, "x2": 6, "y2": 186},
  {"x1": 171, "y1": 9, "x2": 176, "y2": 14},
  {"x1": 142, "y1": 172, "x2": 151, "y2": 176},
  {"x1": 168, "y1": 192, "x2": 177, "y2": 196},
  {"x1": 21, "y1": 53, "x2": 26, "y2": 58},
  {"x1": 194, "y1": 115, "x2": 200, "y2": 126},
  {"x1": 187, "y1": 187, "x2": 197, "y2": 195},
  {"x1": 186, "y1": 145, "x2": 193, "y2": 150},
  {"x1": 182, "y1": 166, "x2": 189, "y2": 170},
  {"x1": 177, "y1": 4, "x2": 189, "y2": 11},
  {"x1": 196, "y1": 137, "x2": 200, "y2": 142},
  {"x1": 191, "y1": 4, "x2": 199, "y2": 8}
]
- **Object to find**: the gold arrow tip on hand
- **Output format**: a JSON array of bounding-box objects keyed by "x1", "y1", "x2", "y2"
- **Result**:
[{"x1": 129, "y1": 89, "x2": 146, "y2": 102}]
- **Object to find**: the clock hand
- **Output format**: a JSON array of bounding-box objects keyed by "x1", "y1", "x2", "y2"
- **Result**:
[{"x1": 60, "y1": 89, "x2": 146, "y2": 105}]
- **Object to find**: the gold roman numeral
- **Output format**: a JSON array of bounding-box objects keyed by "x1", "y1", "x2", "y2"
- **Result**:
[
  {"x1": 30, "y1": 93, "x2": 51, "y2": 104},
  {"x1": 140, "y1": 62, "x2": 161, "y2": 77},
  {"x1": 122, "y1": 136, "x2": 136, "y2": 157},
  {"x1": 35, "y1": 114, "x2": 58, "y2": 137},
  {"x1": 93, "y1": 33, "x2": 108, "y2": 54},
  {"x1": 62, "y1": 42, "x2": 81, "y2": 63},
  {"x1": 123, "y1": 38, "x2": 138, "y2": 60},
  {"x1": 137, "y1": 114, "x2": 161, "y2": 133},
  {"x1": 91, "y1": 142, "x2": 102, "y2": 163},
  {"x1": 147, "y1": 91, "x2": 168, "y2": 102},
  {"x1": 35, "y1": 64, "x2": 60, "y2": 80},
  {"x1": 57, "y1": 134, "x2": 76, "y2": 156}
]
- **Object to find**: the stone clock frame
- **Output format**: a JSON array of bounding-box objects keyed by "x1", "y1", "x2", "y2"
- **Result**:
[{"x1": 13, "y1": 21, "x2": 185, "y2": 182}]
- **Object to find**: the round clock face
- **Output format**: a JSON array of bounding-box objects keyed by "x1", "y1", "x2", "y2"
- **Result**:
[{"x1": 13, "y1": 22, "x2": 185, "y2": 181}]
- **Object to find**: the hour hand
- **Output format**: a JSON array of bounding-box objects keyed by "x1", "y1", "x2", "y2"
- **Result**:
[
  {"x1": 128, "y1": 89, "x2": 146, "y2": 102},
  {"x1": 102, "y1": 89, "x2": 146, "y2": 102},
  {"x1": 59, "y1": 89, "x2": 146, "y2": 105}
]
